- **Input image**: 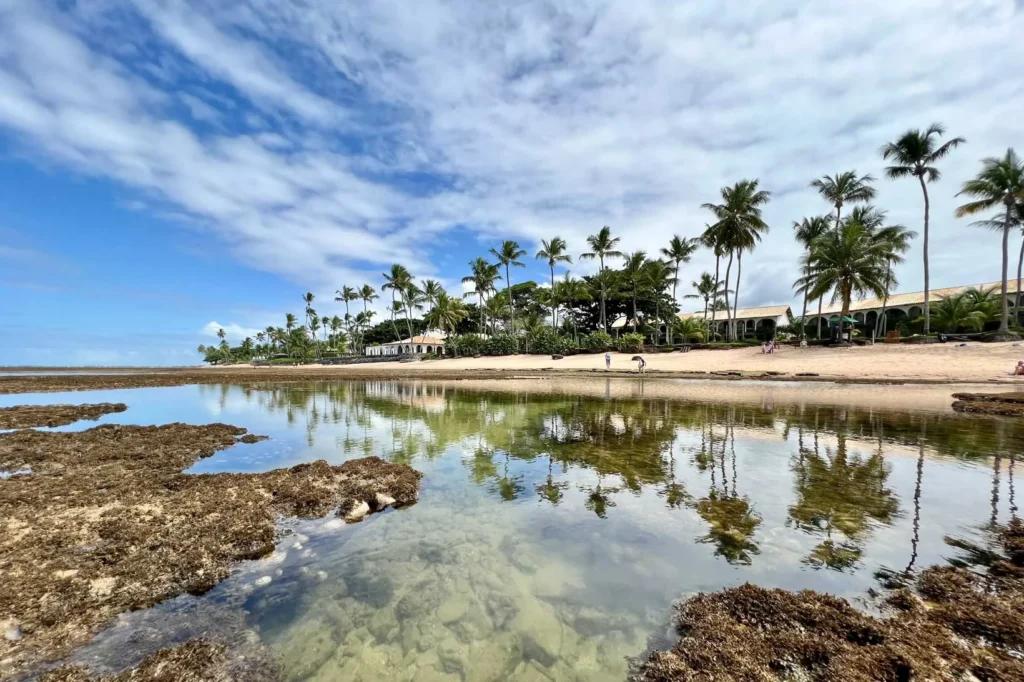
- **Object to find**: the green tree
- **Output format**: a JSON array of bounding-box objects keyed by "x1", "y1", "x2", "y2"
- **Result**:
[
  {"x1": 955, "y1": 149, "x2": 1024, "y2": 334},
  {"x1": 644, "y1": 259, "x2": 674, "y2": 345},
  {"x1": 421, "y1": 279, "x2": 443, "y2": 313},
  {"x1": 661, "y1": 235, "x2": 699, "y2": 343},
  {"x1": 580, "y1": 226, "x2": 624, "y2": 332},
  {"x1": 335, "y1": 285, "x2": 359, "y2": 342},
  {"x1": 684, "y1": 272, "x2": 718, "y2": 319},
  {"x1": 285, "y1": 313, "x2": 297, "y2": 331},
  {"x1": 801, "y1": 220, "x2": 888, "y2": 340},
  {"x1": 881, "y1": 123, "x2": 965, "y2": 335},
  {"x1": 701, "y1": 225, "x2": 729, "y2": 339},
  {"x1": 536, "y1": 237, "x2": 572, "y2": 329},
  {"x1": 869, "y1": 220, "x2": 917, "y2": 337},
  {"x1": 462, "y1": 257, "x2": 501, "y2": 332},
  {"x1": 424, "y1": 291, "x2": 469, "y2": 355},
  {"x1": 810, "y1": 170, "x2": 877, "y2": 228},
  {"x1": 381, "y1": 264, "x2": 412, "y2": 341},
  {"x1": 555, "y1": 273, "x2": 592, "y2": 343},
  {"x1": 702, "y1": 180, "x2": 771, "y2": 340},
  {"x1": 929, "y1": 292, "x2": 988, "y2": 333},
  {"x1": 402, "y1": 282, "x2": 425, "y2": 340},
  {"x1": 793, "y1": 216, "x2": 832, "y2": 339},
  {"x1": 489, "y1": 240, "x2": 527, "y2": 335},
  {"x1": 622, "y1": 251, "x2": 649, "y2": 333}
]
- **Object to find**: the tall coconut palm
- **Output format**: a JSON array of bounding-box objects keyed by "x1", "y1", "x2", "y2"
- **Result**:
[
  {"x1": 335, "y1": 286, "x2": 359, "y2": 339},
  {"x1": 285, "y1": 313, "x2": 297, "y2": 331},
  {"x1": 381, "y1": 264, "x2": 412, "y2": 341},
  {"x1": 793, "y1": 216, "x2": 833, "y2": 339},
  {"x1": 810, "y1": 171, "x2": 877, "y2": 229},
  {"x1": 700, "y1": 227, "x2": 726, "y2": 339},
  {"x1": 421, "y1": 279, "x2": 443, "y2": 311},
  {"x1": 969, "y1": 202, "x2": 1024, "y2": 325},
  {"x1": 580, "y1": 226, "x2": 624, "y2": 332},
  {"x1": 329, "y1": 315, "x2": 343, "y2": 350},
  {"x1": 684, "y1": 272, "x2": 723, "y2": 319},
  {"x1": 956, "y1": 149, "x2": 1024, "y2": 334},
  {"x1": 661, "y1": 235, "x2": 699, "y2": 343},
  {"x1": 536, "y1": 237, "x2": 572, "y2": 329},
  {"x1": 868, "y1": 219, "x2": 917, "y2": 337},
  {"x1": 645, "y1": 259, "x2": 674, "y2": 345},
  {"x1": 622, "y1": 251, "x2": 649, "y2": 333},
  {"x1": 556, "y1": 273, "x2": 592, "y2": 343},
  {"x1": 424, "y1": 291, "x2": 469, "y2": 355},
  {"x1": 881, "y1": 124, "x2": 965, "y2": 334},
  {"x1": 801, "y1": 220, "x2": 888, "y2": 340},
  {"x1": 359, "y1": 284, "x2": 379, "y2": 314},
  {"x1": 702, "y1": 180, "x2": 771, "y2": 340},
  {"x1": 462, "y1": 257, "x2": 501, "y2": 332},
  {"x1": 401, "y1": 282, "x2": 424, "y2": 340},
  {"x1": 489, "y1": 240, "x2": 527, "y2": 335}
]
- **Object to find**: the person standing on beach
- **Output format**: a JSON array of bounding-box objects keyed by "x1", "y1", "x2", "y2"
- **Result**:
[
  {"x1": 636, "y1": 356, "x2": 646, "y2": 374},
  {"x1": 605, "y1": 352, "x2": 612, "y2": 370}
]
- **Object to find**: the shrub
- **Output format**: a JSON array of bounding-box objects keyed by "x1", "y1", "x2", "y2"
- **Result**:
[
  {"x1": 483, "y1": 333, "x2": 518, "y2": 356},
  {"x1": 581, "y1": 331, "x2": 614, "y2": 352},
  {"x1": 527, "y1": 328, "x2": 578, "y2": 355},
  {"x1": 615, "y1": 332, "x2": 645, "y2": 353},
  {"x1": 447, "y1": 334, "x2": 486, "y2": 357}
]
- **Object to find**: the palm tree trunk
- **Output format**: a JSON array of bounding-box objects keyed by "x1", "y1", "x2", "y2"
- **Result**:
[
  {"x1": 817, "y1": 297, "x2": 823, "y2": 339},
  {"x1": 1001, "y1": 206, "x2": 1012, "y2": 332},
  {"x1": 710, "y1": 254, "x2": 720, "y2": 340},
  {"x1": 669, "y1": 264, "x2": 679, "y2": 344},
  {"x1": 1016, "y1": 234, "x2": 1024, "y2": 327},
  {"x1": 389, "y1": 291, "x2": 401, "y2": 342},
  {"x1": 800, "y1": 267, "x2": 809, "y2": 341},
  {"x1": 599, "y1": 254, "x2": 607, "y2": 332},
  {"x1": 733, "y1": 250, "x2": 742, "y2": 340},
  {"x1": 550, "y1": 265, "x2": 557, "y2": 329},
  {"x1": 877, "y1": 261, "x2": 893, "y2": 338},
  {"x1": 505, "y1": 264, "x2": 515, "y2": 335},
  {"x1": 403, "y1": 298, "x2": 414, "y2": 341},
  {"x1": 722, "y1": 251, "x2": 734, "y2": 341},
  {"x1": 632, "y1": 279, "x2": 639, "y2": 335},
  {"x1": 918, "y1": 176, "x2": 931, "y2": 335}
]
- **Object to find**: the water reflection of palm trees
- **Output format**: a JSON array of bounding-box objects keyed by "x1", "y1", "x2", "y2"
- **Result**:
[
  {"x1": 694, "y1": 418, "x2": 761, "y2": 565},
  {"x1": 214, "y1": 381, "x2": 1024, "y2": 572},
  {"x1": 788, "y1": 429, "x2": 898, "y2": 572}
]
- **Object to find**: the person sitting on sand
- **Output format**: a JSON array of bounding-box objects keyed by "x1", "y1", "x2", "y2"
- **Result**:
[
  {"x1": 605, "y1": 352, "x2": 612, "y2": 370},
  {"x1": 1015, "y1": 361, "x2": 1024, "y2": 376},
  {"x1": 761, "y1": 342, "x2": 767, "y2": 354}
]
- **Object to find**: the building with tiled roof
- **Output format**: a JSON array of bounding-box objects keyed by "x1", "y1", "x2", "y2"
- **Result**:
[{"x1": 365, "y1": 333, "x2": 448, "y2": 356}]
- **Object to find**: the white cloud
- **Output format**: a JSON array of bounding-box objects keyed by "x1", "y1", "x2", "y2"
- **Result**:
[
  {"x1": 201, "y1": 321, "x2": 263, "y2": 341},
  {"x1": 1, "y1": 0, "x2": 1023, "y2": 311}
]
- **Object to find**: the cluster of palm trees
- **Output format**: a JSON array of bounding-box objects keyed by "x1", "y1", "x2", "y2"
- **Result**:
[{"x1": 792, "y1": 124, "x2": 1024, "y2": 339}]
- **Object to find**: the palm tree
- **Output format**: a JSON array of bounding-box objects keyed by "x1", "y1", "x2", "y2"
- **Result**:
[
  {"x1": 555, "y1": 274, "x2": 592, "y2": 343},
  {"x1": 702, "y1": 180, "x2": 771, "y2": 340},
  {"x1": 930, "y1": 292, "x2": 988, "y2": 333},
  {"x1": 810, "y1": 171, "x2": 877, "y2": 228},
  {"x1": 216, "y1": 327, "x2": 226, "y2": 342},
  {"x1": 869, "y1": 220, "x2": 917, "y2": 337},
  {"x1": 661, "y1": 235, "x2": 699, "y2": 343},
  {"x1": 802, "y1": 220, "x2": 888, "y2": 341},
  {"x1": 489, "y1": 240, "x2": 527, "y2": 335},
  {"x1": 622, "y1": 251, "x2": 649, "y2": 333},
  {"x1": 381, "y1": 264, "x2": 412, "y2": 341},
  {"x1": 645, "y1": 259, "x2": 674, "y2": 344},
  {"x1": 462, "y1": 257, "x2": 501, "y2": 332},
  {"x1": 684, "y1": 272, "x2": 723, "y2": 319},
  {"x1": 580, "y1": 226, "x2": 624, "y2": 332},
  {"x1": 793, "y1": 216, "x2": 832, "y2": 340},
  {"x1": 956, "y1": 149, "x2": 1024, "y2": 334},
  {"x1": 700, "y1": 227, "x2": 726, "y2": 339},
  {"x1": 336, "y1": 285, "x2": 359, "y2": 339},
  {"x1": 969, "y1": 202, "x2": 1024, "y2": 324},
  {"x1": 421, "y1": 279, "x2": 443, "y2": 311},
  {"x1": 536, "y1": 237, "x2": 572, "y2": 329},
  {"x1": 881, "y1": 124, "x2": 965, "y2": 334},
  {"x1": 402, "y1": 282, "x2": 424, "y2": 340},
  {"x1": 329, "y1": 315, "x2": 343, "y2": 350},
  {"x1": 424, "y1": 291, "x2": 469, "y2": 355}
]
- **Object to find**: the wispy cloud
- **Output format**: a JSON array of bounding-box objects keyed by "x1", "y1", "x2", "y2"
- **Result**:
[{"x1": 1, "y1": 0, "x2": 1022, "y2": 312}]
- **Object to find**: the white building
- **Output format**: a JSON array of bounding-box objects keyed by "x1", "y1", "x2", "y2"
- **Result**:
[
  {"x1": 365, "y1": 334, "x2": 447, "y2": 356},
  {"x1": 610, "y1": 305, "x2": 792, "y2": 339}
]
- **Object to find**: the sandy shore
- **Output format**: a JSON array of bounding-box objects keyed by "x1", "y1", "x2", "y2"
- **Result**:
[{"x1": 225, "y1": 342, "x2": 1024, "y2": 383}]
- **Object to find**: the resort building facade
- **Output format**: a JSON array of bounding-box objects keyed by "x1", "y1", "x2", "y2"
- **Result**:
[{"x1": 364, "y1": 334, "x2": 446, "y2": 356}]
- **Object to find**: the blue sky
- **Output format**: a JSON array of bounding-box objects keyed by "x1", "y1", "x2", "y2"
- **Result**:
[{"x1": 1, "y1": 0, "x2": 1023, "y2": 365}]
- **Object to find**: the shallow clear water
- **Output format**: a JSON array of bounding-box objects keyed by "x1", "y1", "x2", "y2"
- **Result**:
[{"x1": 8, "y1": 380, "x2": 1022, "y2": 681}]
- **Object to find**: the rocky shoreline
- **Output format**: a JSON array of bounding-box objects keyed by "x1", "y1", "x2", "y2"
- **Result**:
[
  {"x1": 952, "y1": 391, "x2": 1024, "y2": 416},
  {"x1": 0, "y1": 403, "x2": 127, "y2": 430},
  {"x1": 638, "y1": 520, "x2": 1024, "y2": 681},
  {"x1": 0, "y1": 416, "x2": 422, "y2": 678}
]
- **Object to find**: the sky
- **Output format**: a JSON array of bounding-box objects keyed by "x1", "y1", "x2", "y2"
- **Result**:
[{"x1": 1, "y1": 0, "x2": 1022, "y2": 366}]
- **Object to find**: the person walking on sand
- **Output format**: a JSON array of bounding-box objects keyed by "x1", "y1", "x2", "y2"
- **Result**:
[{"x1": 605, "y1": 352, "x2": 612, "y2": 370}]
